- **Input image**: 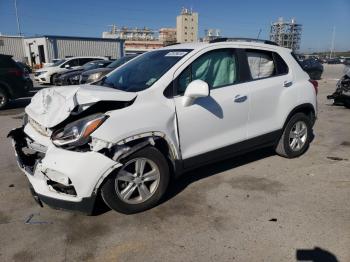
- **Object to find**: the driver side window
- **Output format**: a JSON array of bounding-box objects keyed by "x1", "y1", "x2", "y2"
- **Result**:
[{"x1": 177, "y1": 49, "x2": 238, "y2": 94}]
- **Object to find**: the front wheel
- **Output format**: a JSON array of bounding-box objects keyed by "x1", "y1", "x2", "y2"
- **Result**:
[
  {"x1": 101, "y1": 146, "x2": 170, "y2": 214},
  {"x1": 275, "y1": 112, "x2": 312, "y2": 158}
]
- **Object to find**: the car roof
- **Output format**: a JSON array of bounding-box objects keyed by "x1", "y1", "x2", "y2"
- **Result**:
[
  {"x1": 161, "y1": 40, "x2": 291, "y2": 53},
  {"x1": 64, "y1": 56, "x2": 107, "y2": 60}
]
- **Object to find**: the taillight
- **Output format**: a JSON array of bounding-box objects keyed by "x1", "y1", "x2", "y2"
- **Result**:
[
  {"x1": 8, "y1": 68, "x2": 24, "y2": 77},
  {"x1": 309, "y1": 79, "x2": 318, "y2": 95}
]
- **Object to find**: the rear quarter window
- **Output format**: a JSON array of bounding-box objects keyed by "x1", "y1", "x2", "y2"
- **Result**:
[{"x1": 245, "y1": 49, "x2": 289, "y2": 80}]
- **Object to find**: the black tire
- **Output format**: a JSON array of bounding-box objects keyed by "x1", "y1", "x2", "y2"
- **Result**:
[
  {"x1": 101, "y1": 146, "x2": 170, "y2": 214},
  {"x1": 50, "y1": 74, "x2": 57, "y2": 85},
  {"x1": 275, "y1": 112, "x2": 312, "y2": 158},
  {"x1": 0, "y1": 88, "x2": 9, "y2": 110},
  {"x1": 344, "y1": 98, "x2": 350, "y2": 109}
]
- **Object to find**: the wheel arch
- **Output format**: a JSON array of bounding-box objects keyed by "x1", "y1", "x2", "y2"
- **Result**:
[
  {"x1": 93, "y1": 133, "x2": 180, "y2": 194},
  {"x1": 283, "y1": 103, "x2": 316, "y2": 130}
]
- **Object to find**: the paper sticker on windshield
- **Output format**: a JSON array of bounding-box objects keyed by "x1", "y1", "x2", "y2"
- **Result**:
[{"x1": 165, "y1": 51, "x2": 188, "y2": 57}]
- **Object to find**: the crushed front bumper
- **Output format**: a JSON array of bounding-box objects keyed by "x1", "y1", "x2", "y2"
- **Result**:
[{"x1": 8, "y1": 127, "x2": 118, "y2": 214}]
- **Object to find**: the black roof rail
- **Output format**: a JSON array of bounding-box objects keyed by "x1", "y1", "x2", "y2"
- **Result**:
[{"x1": 209, "y1": 37, "x2": 279, "y2": 46}]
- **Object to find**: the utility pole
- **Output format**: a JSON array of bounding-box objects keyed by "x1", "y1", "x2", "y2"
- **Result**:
[
  {"x1": 14, "y1": 0, "x2": 22, "y2": 35},
  {"x1": 330, "y1": 26, "x2": 336, "y2": 59}
]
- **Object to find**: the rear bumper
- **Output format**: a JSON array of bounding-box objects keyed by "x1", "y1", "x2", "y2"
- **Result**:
[{"x1": 8, "y1": 126, "x2": 117, "y2": 214}]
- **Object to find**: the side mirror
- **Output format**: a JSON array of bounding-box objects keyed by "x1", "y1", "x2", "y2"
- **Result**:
[
  {"x1": 182, "y1": 79, "x2": 209, "y2": 107},
  {"x1": 64, "y1": 64, "x2": 70, "y2": 68}
]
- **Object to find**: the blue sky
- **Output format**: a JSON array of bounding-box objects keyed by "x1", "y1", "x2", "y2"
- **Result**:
[{"x1": 1, "y1": 0, "x2": 349, "y2": 52}]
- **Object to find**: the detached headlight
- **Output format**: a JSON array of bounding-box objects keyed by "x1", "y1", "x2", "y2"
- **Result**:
[
  {"x1": 51, "y1": 114, "x2": 108, "y2": 147},
  {"x1": 87, "y1": 72, "x2": 102, "y2": 83}
]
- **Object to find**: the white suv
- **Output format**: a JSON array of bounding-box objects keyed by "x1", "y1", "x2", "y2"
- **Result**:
[
  {"x1": 9, "y1": 39, "x2": 318, "y2": 214},
  {"x1": 34, "y1": 56, "x2": 108, "y2": 84}
]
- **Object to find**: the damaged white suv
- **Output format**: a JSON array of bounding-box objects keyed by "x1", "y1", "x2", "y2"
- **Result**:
[{"x1": 9, "y1": 38, "x2": 318, "y2": 214}]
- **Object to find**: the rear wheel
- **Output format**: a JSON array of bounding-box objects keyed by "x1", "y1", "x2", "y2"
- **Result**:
[
  {"x1": 0, "y1": 88, "x2": 9, "y2": 110},
  {"x1": 101, "y1": 147, "x2": 170, "y2": 214},
  {"x1": 275, "y1": 112, "x2": 312, "y2": 158}
]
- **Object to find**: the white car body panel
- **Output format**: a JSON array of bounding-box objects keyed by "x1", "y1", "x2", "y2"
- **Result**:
[{"x1": 26, "y1": 85, "x2": 136, "y2": 128}]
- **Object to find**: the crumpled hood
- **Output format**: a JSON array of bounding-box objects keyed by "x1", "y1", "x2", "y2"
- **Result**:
[{"x1": 25, "y1": 85, "x2": 137, "y2": 128}]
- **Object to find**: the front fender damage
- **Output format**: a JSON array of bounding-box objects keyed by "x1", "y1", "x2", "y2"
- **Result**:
[{"x1": 91, "y1": 132, "x2": 180, "y2": 193}]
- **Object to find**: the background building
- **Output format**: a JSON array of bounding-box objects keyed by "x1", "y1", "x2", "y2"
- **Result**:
[
  {"x1": 103, "y1": 25, "x2": 156, "y2": 41},
  {"x1": 203, "y1": 29, "x2": 221, "y2": 42},
  {"x1": 23, "y1": 35, "x2": 124, "y2": 66},
  {"x1": 176, "y1": 8, "x2": 198, "y2": 43},
  {"x1": 103, "y1": 25, "x2": 163, "y2": 54},
  {"x1": 159, "y1": 28, "x2": 177, "y2": 45},
  {"x1": 0, "y1": 35, "x2": 25, "y2": 61},
  {"x1": 270, "y1": 17, "x2": 302, "y2": 51}
]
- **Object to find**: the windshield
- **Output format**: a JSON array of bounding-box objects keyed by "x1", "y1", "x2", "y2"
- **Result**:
[
  {"x1": 107, "y1": 55, "x2": 136, "y2": 69},
  {"x1": 99, "y1": 49, "x2": 192, "y2": 92},
  {"x1": 83, "y1": 62, "x2": 99, "y2": 70},
  {"x1": 50, "y1": 59, "x2": 66, "y2": 67}
]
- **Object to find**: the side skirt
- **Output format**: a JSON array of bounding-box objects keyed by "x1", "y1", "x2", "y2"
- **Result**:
[{"x1": 180, "y1": 130, "x2": 282, "y2": 172}]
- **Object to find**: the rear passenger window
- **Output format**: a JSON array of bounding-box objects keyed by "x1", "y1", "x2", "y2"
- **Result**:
[
  {"x1": 246, "y1": 50, "x2": 288, "y2": 80},
  {"x1": 246, "y1": 50, "x2": 275, "y2": 80}
]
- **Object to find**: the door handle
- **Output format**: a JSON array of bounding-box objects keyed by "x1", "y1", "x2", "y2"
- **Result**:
[
  {"x1": 234, "y1": 95, "x2": 247, "y2": 103},
  {"x1": 283, "y1": 81, "x2": 293, "y2": 87}
]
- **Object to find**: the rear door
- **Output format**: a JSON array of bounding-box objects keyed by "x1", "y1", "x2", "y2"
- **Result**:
[{"x1": 244, "y1": 49, "x2": 294, "y2": 139}]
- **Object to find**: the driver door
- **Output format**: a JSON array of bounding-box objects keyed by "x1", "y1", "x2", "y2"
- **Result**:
[{"x1": 173, "y1": 48, "x2": 250, "y2": 168}]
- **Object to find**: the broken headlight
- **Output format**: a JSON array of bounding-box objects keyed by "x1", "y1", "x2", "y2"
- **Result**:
[{"x1": 51, "y1": 114, "x2": 108, "y2": 147}]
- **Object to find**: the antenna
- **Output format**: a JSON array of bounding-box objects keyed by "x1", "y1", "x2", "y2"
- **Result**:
[
  {"x1": 14, "y1": 0, "x2": 22, "y2": 35},
  {"x1": 257, "y1": 29, "x2": 262, "y2": 40}
]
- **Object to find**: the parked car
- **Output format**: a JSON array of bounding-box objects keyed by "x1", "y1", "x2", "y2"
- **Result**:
[
  {"x1": 327, "y1": 65, "x2": 350, "y2": 108},
  {"x1": 34, "y1": 56, "x2": 108, "y2": 84},
  {"x1": 343, "y1": 58, "x2": 350, "y2": 66},
  {"x1": 327, "y1": 58, "x2": 341, "y2": 64},
  {"x1": 9, "y1": 39, "x2": 317, "y2": 214},
  {"x1": 80, "y1": 55, "x2": 138, "y2": 84},
  {"x1": 54, "y1": 60, "x2": 112, "y2": 86},
  {"x1": 16, "y1": 61, "x2": 32, "y2": 73},
  {"x1": 301, "y1": 58, "x2": 324, "y2": 80},
  {"x1": 0, "y1": 54, "x2": 33, "y2": 110},
  {"x1": 43, "y1": 59, "x2": 62, "y2": 68}
]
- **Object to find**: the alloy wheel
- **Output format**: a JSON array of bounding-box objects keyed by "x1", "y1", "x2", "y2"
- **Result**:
[
  {"x1": 289, "y1": 121, "x2": 308, "y2": 151},
  {"x1": 115, "y1": 157, "x2": 160, "y2": 204}
]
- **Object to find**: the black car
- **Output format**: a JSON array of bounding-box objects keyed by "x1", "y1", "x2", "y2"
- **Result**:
[
  {"x1": 16, "y1": 61, "x2": 32, "y2": 73},
  {"x1": 327, "y1": 58, "x2": 341, "y2": 64},
  {"x1": 80, "y1": 55, "x2": 138, "y2": 84},
  {"x1": 54, "y1": 60, "x2": 112, "y2": 86},
  {"x1": 301, "y1": 58, "x2": 324, "y2": 80},
  {"x1": 0, "y1": 54, "x2": 33, "y2": 109}
]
